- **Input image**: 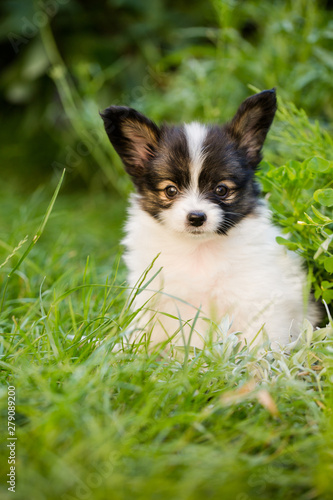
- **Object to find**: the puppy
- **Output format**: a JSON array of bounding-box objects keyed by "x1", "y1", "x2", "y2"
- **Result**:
[{"x1": 101, "y1": 90, "x2": 320, "y2": 348}]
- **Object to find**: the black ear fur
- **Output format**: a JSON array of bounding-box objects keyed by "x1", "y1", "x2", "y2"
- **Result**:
[
  {"x1": 100, "y1": 106, "x2": 160, "y2": 177},
  {"x1": 226, "y1": 89, "x2": 277, "y2": 168}
]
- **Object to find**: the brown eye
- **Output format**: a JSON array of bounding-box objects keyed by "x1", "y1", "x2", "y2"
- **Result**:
[
  {"x1": 165, "y1": 185, "x2": 178, "y2": 199},
  {"x1": 214, "y1": 184, "x2": 229, "y2": 198}
]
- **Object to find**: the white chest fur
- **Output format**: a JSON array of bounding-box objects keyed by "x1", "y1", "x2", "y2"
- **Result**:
[{"x1": 122, "y1": 196, "x2": 319, "y2": 348}]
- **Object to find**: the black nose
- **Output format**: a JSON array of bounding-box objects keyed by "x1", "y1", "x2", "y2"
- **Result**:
[{"x1": 187, "y1": 211, "x2": 207, "y2": 227}]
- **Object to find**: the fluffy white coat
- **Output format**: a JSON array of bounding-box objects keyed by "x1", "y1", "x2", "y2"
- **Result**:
[{"x1": 123, "y1": 195, "x2": 319, "y2": 348}]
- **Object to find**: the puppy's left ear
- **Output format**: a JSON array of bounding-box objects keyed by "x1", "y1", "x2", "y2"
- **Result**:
[
  {"x1": 227, "y1": 89, "x2": 277, "y2": 168},
  {"x1": 100, "y1": 106, "x2": 160, "y2": 178}
]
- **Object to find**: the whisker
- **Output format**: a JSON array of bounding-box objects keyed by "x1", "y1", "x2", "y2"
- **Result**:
[{"x1": 222, "y1": 218, "x2": 237, "y2": 229}]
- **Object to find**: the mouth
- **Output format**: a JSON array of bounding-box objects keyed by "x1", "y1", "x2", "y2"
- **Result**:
[{"x1": 186, "y1": 227, "x2": 210, "y2": 236}]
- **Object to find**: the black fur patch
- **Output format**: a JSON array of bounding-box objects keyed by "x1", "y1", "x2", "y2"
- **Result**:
[
  {"x1": 199, "y1": 125, "x2": 261, "y2": 234},
  {"x1": 138, "y1": 126, "x2": 190, "y2": 217}
]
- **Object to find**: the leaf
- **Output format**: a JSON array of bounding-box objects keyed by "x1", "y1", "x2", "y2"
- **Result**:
[
  {"x1": 304, "y1": 213, "x2": 318, "y2": 225},
  {"x1": 314, "y1": 234, "x2": 333, "y2": 259},
  {"x1": 286, "y1": 160, "x2": 302, "y2": 170},
  {"x1": 304, "y1": 157, "x2": 332, "y2": 172},
  {"x1": 311, "y1": 205, "x2": 332, "y2": 222},
  {"x1": 324, "y1": 256, "x2": 333, "y2": 273},
  {"x1": 314, "y1": 189, "x2": 333, "y2": 207},
  {"x1": 275, "y1": 236, "x2": 299, "y2": 251},
  {"x1": 322, "y1": 290, "x2": 333, "y2": 303},
  {"x1": 322, "y1": 281, "x2": 333, "y2": 290},
  {"x1": 285, "y1": 166, "x2": 296, "y2": 180}
]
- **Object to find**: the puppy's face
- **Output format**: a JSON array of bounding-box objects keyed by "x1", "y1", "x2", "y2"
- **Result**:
[{"x1": 101, "y1": 90, "x2": 277, "y2": 236}]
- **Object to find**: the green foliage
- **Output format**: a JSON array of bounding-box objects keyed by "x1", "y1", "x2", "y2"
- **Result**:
[
  {"x1": 256, "y1": 97, "x2": 333, "y2": 306},
  {"x1": 138, "y1": 0, "x2": 333, "y2": 124},
  {"x1": 1, "y1": 0, "x2": 333, "y2": 186},
  {"x1": 0, "y1": 0, "x2": 215, "y2": 187}
]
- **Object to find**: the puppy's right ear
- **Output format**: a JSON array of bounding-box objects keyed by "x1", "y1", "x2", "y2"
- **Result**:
[{"x1": 100, "y1": 106, "x2": 160, "y2": 177}]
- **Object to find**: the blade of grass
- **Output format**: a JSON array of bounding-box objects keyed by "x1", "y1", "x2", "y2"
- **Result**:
[
  {"x1": 0, "y1": 169, "x2": 65, "y2": 313},
  {"x1": 8, "y1": 169, "x2": 66, "y2": 279}
]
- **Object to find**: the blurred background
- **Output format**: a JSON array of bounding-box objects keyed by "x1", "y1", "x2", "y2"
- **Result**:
[{"x1": 1, "y1": 0, "x2": 333, "y2": 195}]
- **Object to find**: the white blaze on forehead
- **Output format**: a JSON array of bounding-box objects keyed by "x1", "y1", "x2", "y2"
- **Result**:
[{"x1": 184, "y1": 122, "x2": 208, "y2": 190}]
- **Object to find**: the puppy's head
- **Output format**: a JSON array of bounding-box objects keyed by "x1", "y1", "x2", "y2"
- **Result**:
[{"x1": 100, "y1": 90, "x2": 277, "y2": 236}]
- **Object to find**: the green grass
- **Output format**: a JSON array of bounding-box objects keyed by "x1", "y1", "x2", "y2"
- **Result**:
[{"x1": 0, "y1": 137, "x2": 333, "y2": 500}]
